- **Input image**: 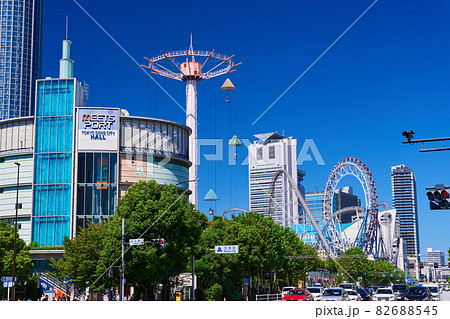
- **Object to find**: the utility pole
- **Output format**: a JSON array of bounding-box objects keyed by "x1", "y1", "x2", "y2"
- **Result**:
[
  {"x1": 11, "y1": 161, "x2": 20, "y2": 301},
  {"x1": 192, "y1": 254, "x2": 195, "y2": 301},
  {"x1": 121, "y1": 218, "x2": 125, "y2": 301}
]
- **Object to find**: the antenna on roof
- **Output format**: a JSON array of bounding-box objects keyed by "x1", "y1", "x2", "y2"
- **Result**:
[{"x1": 65, "y1": 15, "x2": 69, "y2": 40}]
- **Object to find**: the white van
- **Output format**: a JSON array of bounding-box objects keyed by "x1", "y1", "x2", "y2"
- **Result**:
[{"x1": 422, "y1": 284, "x2": 440, "y2": 301}]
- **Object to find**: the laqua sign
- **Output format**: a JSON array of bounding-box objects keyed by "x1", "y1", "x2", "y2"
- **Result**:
[{"x1": 78, "y1": 108, "x2": 119, "y2": 151}]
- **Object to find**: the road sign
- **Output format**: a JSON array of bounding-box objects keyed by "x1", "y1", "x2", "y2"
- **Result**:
[
  {"x1": 3, "y1": 281, "x2": 14, "y2": 287},
  {"x1": 382, "y1": 273, "x2": 385, "y2": 277},
  {"x1": 215, "y1": 245, "x2": 239, "y2": 254},
  {"x1": 1, "y1": 276, "x2": 17, "y2": 282},
  {"x1": 129, "y1": 238, "x2": 144, "y2": 246},
  {"x1": 390, "y1": 273, "x2": 393, "y2": 277}
]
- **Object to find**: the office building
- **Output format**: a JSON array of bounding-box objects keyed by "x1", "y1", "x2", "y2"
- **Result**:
[
  {"x1": 427, "y1": 248, "x2": 445, "y2": 266},
  {"x1": 248, "y1": 132, "x2": 304, "y2": 227},
  {"x1": 0, "y1": 39, "x2": 191, "y2": 253},
  {"x1": 391, "y1": 165, "x2": 420, "y2": 258},
  {"x1": 0, "y1": 0, "x2": 44, "y2": 119},
  {"x1": 304, "y1": 187, "x2": 359, "y2": 226}
]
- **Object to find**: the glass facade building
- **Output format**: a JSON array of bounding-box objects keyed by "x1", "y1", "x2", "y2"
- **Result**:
[
  {"x1": 391, "y1": 165, "x2": 420, "y2": 258},
  {"x1": 0, "y1": 0, "x2": 44, "y2": 119},
  {"x1": 32, "y1": 79, "x2": 84, "y2": 246},
  {"x1": 76, "y1": 152, "x2": 117, "y2": 230}
]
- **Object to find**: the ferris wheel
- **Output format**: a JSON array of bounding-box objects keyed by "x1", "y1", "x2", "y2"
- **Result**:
[{"x1": 322, "y1": 157, "x2": 379, "y2": 257}]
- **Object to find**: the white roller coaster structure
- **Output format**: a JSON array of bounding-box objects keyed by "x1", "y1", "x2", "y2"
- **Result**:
[{"x1": 268, "y1": 157, "x2": 384, "y2": 259}]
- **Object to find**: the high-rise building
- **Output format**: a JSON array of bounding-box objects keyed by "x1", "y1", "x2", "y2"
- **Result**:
[
  {"x1": 304, "y1": 187, "x2": 359, "y2": 226},
  {"x1": 427, "y1": 248, "x2": 445, "y2": 266},
  {"x1": 0, "y1": 0, "x2": 44, "y2": 120},
  {"x1": 391, "y1": 165, "x2": 420, "y2": 258},
  {"x1": 248, "y1": 132, "x2": 304, "y2": 227}
]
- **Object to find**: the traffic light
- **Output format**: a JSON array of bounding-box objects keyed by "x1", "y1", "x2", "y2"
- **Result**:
[
  {"x1": 108, "y1": 268, "x2": 113, "y2": 278},
  {"x1": 419, "y1": 262, "x2": 424, "y2": 269},
  {"x1": 434, "y1": 263, "x2": 439, "y2": 269},
  {"x1": 149, "y1": 238, "x2": 165, "y2": 248},
  {"x1": 426, "y1": 185, "x2": 450, "y2": 210}
]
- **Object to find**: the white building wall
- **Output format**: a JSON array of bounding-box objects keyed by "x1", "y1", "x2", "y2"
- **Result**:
[{"x1": 248, "y1": 135, "x2": 299, "y2": 227}]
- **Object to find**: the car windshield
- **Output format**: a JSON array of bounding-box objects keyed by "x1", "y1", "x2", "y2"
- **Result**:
[
  {"x1": 348, "y1": 291, "x2": 357, "y2": 295},
  {"x1": 407, "y1": 288, "x2": 426, "y2": 296},
  {"x1": 392, "y1": 285, "x2": 407, "y2": 292},
  {"x1": 288, "y1": 290, "x2": 305, "y2": 296},
  {"x1": 357, "y1": 289, "x2": 369, "y2": 295},
  {"x1": 376, "y1": 289, "x2": 393, "y2": 295},
  {"x1": 283, "y1": 288, "x2": 294, "y2": 292},
  {"x1": 324, "y1": 289, "x2": 342, "y2": 296},
  {"x1": 308, "y1": 288, "x2": 320, "y2": 293},
  {"x1": 426, "y1": 286, "x2": 438, "y2": 293}
]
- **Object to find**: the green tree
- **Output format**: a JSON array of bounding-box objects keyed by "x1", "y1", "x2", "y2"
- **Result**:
[
  {"x1": 0, "y1": 221, "x2": 32, "y2": 298},
  {"x1": 98, "y1": 180, "x2": 208, "y2": 300},
  {"x1": 0, "y1": 221, "x2": 32, "y2": 279},
  {"x1": 337, "y1": 247, "x2": 370, "y2": 283},
  {"x1": 51, "y1": 221, "x2": 108, "y2": 291}
]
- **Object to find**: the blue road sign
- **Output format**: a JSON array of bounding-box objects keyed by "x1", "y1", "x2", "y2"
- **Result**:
[{"x1": 1, "y1": 276, "x2": 17, "y2": 282}]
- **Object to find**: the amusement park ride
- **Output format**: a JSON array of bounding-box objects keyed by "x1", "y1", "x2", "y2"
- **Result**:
[
  {"x1": 269, "y1": 157, "x2": 394, "y2": 260},
  {"x1": 143, "y1": 36, "x2": 241, "y2": 208}
]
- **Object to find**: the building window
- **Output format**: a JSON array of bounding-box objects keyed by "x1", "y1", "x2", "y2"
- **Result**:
[
  {"x1": 257, "y1": 148, "x2": 262, "y2": 160},
  {"x1": 269, "y1": 146, "x2": 275, "y2": 159}
]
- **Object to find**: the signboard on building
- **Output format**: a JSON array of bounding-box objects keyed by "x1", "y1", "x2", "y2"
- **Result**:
[
  {"x1": 77, "y1": 108, "x2": 119, "y2": 151},
  {"x1": 215, "y1": 245, "x2": 239, "y2": 254}
]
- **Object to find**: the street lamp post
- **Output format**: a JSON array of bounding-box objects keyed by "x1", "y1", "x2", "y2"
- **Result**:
[
  {"x1": 11, "y1": 161, "x2": 20, "y2": 301},
  {"x1": 174, "y1": 179, "x2": 198, "y2": 301}
]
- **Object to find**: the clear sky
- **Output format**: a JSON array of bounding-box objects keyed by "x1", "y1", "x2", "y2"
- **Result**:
[{"x1": 43, "y1": 0, "x2": 450, "y2": 259}]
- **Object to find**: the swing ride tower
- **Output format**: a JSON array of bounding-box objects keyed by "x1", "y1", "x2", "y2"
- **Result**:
[{"x1": 143, "y1": 37, "x2": 240, "y2": 207}]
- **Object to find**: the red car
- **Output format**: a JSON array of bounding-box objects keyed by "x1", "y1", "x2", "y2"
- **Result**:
[{"x1": 282, "y1": 289, "x2": 313, "y2": 301}]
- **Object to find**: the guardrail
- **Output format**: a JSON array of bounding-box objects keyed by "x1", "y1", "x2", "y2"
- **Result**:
[{"x1": 255, "y1": 293, "x2": 282, "y2": 301}]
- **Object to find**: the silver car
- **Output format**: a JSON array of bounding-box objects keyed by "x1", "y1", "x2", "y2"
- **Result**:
[
  {"x1": 322, "y1": 288, "x2": 350, "y2": 301},
  {"x1": 373, "y1": 288, "x2": 396, "y2": 301},
  {"x1": 307, "y1": 287, "x2": 324, "y2": 301}
]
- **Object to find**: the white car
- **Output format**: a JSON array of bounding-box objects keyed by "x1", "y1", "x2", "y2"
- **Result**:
[
  {"x1": 347, "y1": 289, "x2": 361, "y2": 301},
  {"x1": 307, "y1": 287, "x2": 324, "y2": 301},
  {"x1": 373, "y1": 288, "x2": 396, "y2": 301},
  {"x1": 423, "y1": 284, "x2": 440, "y2": 301},
  {"x1": 281, "y1": 287, "x2": 297, "y2": 299}
]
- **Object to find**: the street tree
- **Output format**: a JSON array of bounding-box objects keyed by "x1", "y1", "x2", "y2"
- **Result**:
[
  {"x1": 0, "y1": 221, "x2": 32, "y2": 296},
  {"x1": 98, "y1": 180, "x2": 208, "y2": 300},
  {"x1": 51, "y1": 221, "x2": 108, "y2": 291}
]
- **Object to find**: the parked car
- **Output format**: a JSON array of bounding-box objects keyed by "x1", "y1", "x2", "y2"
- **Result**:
[
  {"x1": 422, "y1": 284, "x2": 440, "y2": 301},
  {"x1": 307, "y1": 286, "x2": 324, "y2": 301},
  {"x1": 356, "y1": 288, "x2": 372, "y2": 301},
  {"x1": 405, "y1": 286, "x2": 432, "y2": 301},
  {"x1": 322, "y1": 288, "x2": 350, "y2": 301},
  {"x1": 373, "y1": 288, "x2": 396, "y2": 301},
  {"x1": 347, "y1": 289, "x2": 361, "y2": 301},
  {"x1": 281, "y1": 286, "x2": 297, "y2": 299},
  {"x1": 392, "y1": 284, "x2": 408, "y2": 301},
  {"x1": 282, "y1": 289, "x2": 313, "y2": 301},
  {"x1": 339, "y1": 283, "x2": 355, "y2": 292}
]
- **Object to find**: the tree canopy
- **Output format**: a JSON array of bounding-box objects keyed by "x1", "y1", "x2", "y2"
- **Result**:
[{"x1": 0, "y1": 221, "x2": 32, "y2": 283}]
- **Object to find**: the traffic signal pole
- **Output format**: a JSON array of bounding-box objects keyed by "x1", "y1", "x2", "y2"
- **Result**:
[{"x1": 121, "y1": 218, "x2": 125, "y2": 301}]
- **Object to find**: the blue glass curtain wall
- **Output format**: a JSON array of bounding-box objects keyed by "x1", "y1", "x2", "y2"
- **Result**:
[
  {"x1": 32, "y1": 79, "x2": 74, "y2": 246},
  {"x1": 76, "y1": 152, "x2": 117, "y2": 232}
]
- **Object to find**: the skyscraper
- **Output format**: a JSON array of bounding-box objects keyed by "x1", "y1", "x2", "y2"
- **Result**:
[
  {"x1": 391, "y1": 165, "x2": 420, "y2": 258},
  {"x1": 0, "y1": 0, "x2": 44, "y2": 119},
  {"x1": 248, "y1": 132, "x2": 304, "y2": 227}
]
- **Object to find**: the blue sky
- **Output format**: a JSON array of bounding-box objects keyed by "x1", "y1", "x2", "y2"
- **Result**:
[{"x1": 44, "y1": 0, "x2": 450, "y2": 258}]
